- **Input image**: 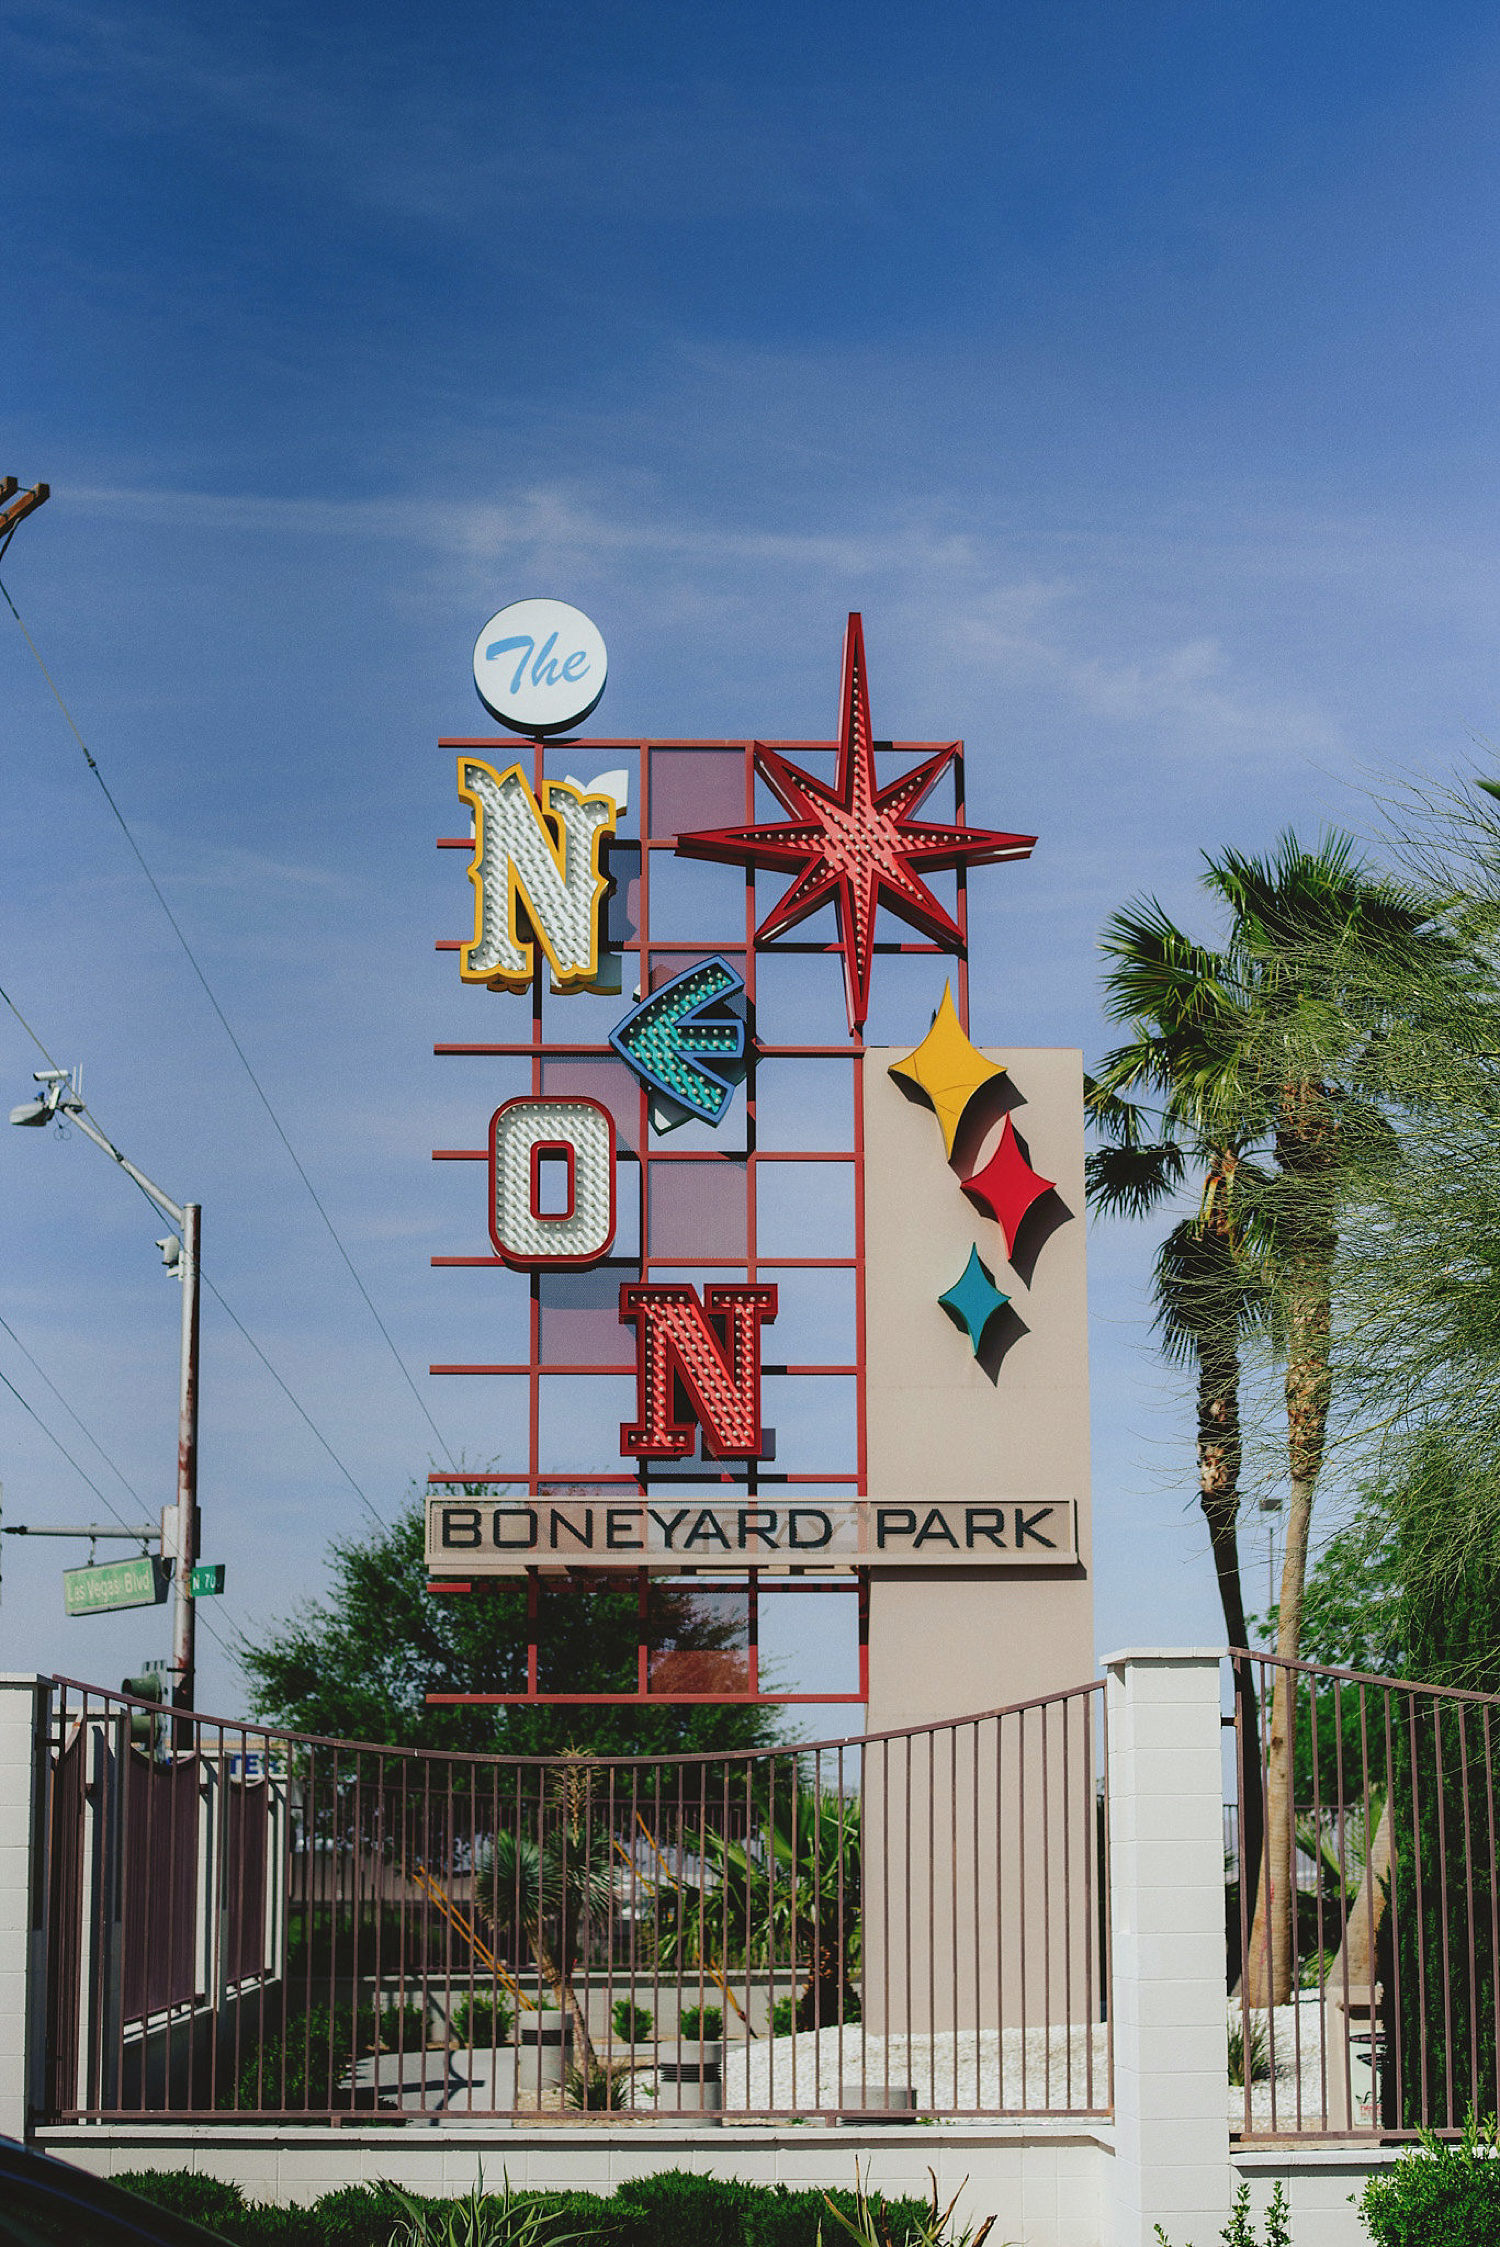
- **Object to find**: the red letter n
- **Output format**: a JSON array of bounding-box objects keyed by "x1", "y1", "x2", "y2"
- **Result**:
[{"x1": 619, "y1": 1283, "x2": 778, "y2": 1460}]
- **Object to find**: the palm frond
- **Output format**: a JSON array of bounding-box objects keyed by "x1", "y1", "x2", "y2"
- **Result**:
[
  {"x1": 1085, "y1": 1141, "x2": 1186, "y2": 1218},
  {"x1": 1151, "y1": 1218, "x2": 1268, "y2": 1367}
]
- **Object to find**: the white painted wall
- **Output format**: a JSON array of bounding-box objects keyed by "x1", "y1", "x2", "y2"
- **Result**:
[{"x1": 40, "y1": 2122, "x2": 1111, "y2": 2247}]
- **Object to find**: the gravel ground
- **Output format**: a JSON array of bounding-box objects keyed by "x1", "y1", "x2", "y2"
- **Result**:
[
  {"x1": 362, "y1": 2008, "x2": 1339, "y2": 2123},
  {"x1": 719, "y1": 2026, "x2": 1111, "y2": 2114},
  {"x1": 1233, "y1": 1994, "x2": 1361, "y2": 2131}
]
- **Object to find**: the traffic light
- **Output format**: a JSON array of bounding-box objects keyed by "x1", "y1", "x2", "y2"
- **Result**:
[{"x1": 121, "y1": 1673, "x2": 165, "y2": 1750}]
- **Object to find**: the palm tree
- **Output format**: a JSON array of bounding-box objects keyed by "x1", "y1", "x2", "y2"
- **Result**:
[
  {"x1": 1093, "y1": 833, "x2": 1446, "y2": 2004},
  {"x1": 661, "y1": 1782, "x2": 862, "y2": 2030},
  {"x1": 1085, "y1": 1084, "x2": 1267, "y2": 1661},
  {"x1": 480, "y1": 1761, "x2": 615, "y2": 2071},
  {"x1": 1085, "y1": 1078, "x2": 1269, "y2": 1910}
]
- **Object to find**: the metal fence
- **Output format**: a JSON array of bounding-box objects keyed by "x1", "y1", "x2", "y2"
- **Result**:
[
  {"x1": 40, "y1": 1675, "x2": 1110, "y2": 2124},
  {"x1": 1228, "y1": 1649, "x2": 1500, "y2": 2140}
]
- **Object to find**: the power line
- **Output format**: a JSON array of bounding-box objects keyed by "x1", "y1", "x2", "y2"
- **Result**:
[
  {"x1": 0, "y1": 979, "x2": 382, "y2": 1525},
  {"x1": 0, "y1": 1310, "x2": 147, "y2": 1509},
  {"x1": 0, "y1": 570, "x2": 454, "y2": 1465},
  {"x1": 198, "y1": 1270, "x2": 382, "y2": 1528},
  {"x1": 0, "y1": 1359, "x2": 138, "y2": 1535}
]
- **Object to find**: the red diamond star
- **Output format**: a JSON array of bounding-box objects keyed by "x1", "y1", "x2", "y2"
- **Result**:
[
  {"x1": 963, "y1": 1116, "x2": 1055, "y2": 1259},
  {"x1": 673, "y1": 613, "x2": 1036, "y2": 1033}
]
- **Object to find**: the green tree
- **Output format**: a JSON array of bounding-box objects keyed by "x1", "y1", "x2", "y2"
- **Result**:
[
  {"x1": 238, "y1": 1495, "x2": 779, "y2": 1755},
  {"x1": 1092, "y1": 832, "x2": 1449, "y2": 2003}
]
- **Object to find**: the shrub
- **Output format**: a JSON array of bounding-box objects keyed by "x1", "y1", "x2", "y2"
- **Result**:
[
  {"x1": 611, "y1": 1998, "x2": 654, "y2": 2044},
  {"x1": 1152, "y1": 2182, "x2": 1288, "y2": 2247},
  {"x1": 114, "y1": 2172, "x2": 266, "y2": 2241},
  {"x1": 221, "y1": 2000, "x2": 428, "y2": 2113},
  {"x1": 112, "y1": 2168, "x2": 964, "y2": 2247},
  {"x1": 676, "y1": 2004, "x2": 722, "y2": 2041},
  {"x1": 308, "y1": 2182, "x2": 426, "y2": 2247},
  {"x1": 1226, "y1": 2017, "x2": 1271, "y2": 2087},
  {"x1": 610, "y1": 2173, "x2": 758, "y2": 2247},
  {"x1": 1360, "y1": 2115, "x2": 1500, "y2": 2246},
  {"x1": 768, "y1": 1991, "x2": 859, "y2": 2037},
  {"x1": 451, "y1": 1993, "x2": 514, "y2": 2046}
]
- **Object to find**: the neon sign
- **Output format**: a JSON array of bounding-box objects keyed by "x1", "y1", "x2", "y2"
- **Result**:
[
  {"x1": 457, "y1": 760, "x2": 617, "y2": 992},
  {"x1": 489, "y1": 1096, "x2": 616, "y2": 1269},
  {"x1": 428, "y1": 607, "x2": 1087, "y2": 1600},
  {"x1": 619, "y1": 1283, "x2": 779, "y2": 1460}
]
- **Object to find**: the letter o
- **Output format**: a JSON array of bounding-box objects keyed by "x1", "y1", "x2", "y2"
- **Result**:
[{"x1": 489, "y1": 1096, "x2": 616, "y2": 1267}]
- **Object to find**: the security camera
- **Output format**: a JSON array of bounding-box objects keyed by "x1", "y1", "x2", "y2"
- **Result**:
[{"x1": 157, "y1": 1235, "x2": 182, "y2": 1272}]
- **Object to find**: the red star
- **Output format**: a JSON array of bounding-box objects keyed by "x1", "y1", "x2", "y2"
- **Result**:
[
  {"x1": 963, "y1": 1116, "x2": 1055, "y2": 1259},
  {"x1": 673, "y1": 614, "x2": 1036, "y2": 1033}
]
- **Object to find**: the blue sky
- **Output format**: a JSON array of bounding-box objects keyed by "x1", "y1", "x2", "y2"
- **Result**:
[{"x1": 4, "y1": 0, "x2": 1500, "y2": 1714}]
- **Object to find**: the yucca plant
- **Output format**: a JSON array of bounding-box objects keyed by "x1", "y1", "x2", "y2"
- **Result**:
[
  {"x1": 475, "y1": 1756, "x2": 615, "y2": 2073},
  {"x1": 386, "y1": 2166, "x2": 588, "y2": 2247},
  {"x1": 819, "y1": 2166, "x2": 1006, "y2": 2247}
]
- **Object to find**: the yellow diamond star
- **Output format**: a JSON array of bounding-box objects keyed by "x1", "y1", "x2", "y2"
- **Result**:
[{"x1": 887, "y1": 982, "x2": 1006, "y2": 1157}]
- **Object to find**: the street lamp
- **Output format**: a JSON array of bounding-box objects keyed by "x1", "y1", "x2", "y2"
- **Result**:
[{"x1": 11, "y1": 1068, "x2": 202, "y2": 1715}]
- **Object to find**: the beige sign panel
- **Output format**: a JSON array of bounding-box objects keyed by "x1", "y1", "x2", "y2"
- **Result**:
[
  {"x1": 862, "y1": 1044, "x2": 1091, "y2": 1528},
  {"x1": 425, "y1": 1493, "x2": 1078, "y2": 1575},
  {"x1": 861, "y1": 1043, "x2": 1095, "y2": 1736}
]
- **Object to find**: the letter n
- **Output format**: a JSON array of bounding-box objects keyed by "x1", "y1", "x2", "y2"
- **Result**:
[
  {"x1": 619, "y1": 1283, "x2": 778, "y2": 1459},
  {"x1": 457, "y1": 759, "x2": 617, "y2": 991}
]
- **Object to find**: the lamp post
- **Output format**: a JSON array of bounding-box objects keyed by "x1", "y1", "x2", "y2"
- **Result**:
[{"x1": 11, "y1": 1069, "x2": 201, "y2": 1716}]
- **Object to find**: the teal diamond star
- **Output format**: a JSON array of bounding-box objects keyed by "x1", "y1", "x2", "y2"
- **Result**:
[{"x1": 938, "y1": 1244, "x2": 1010, "y2": 1356}]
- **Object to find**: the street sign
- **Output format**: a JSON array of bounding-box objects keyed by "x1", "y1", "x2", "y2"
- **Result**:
[
  {"x1": 63, "y1": 1555, "x2": 170, "y2": 1617},
  {"x1": 189, "y1": 1563, "x2": 226, "y2": 1597}
]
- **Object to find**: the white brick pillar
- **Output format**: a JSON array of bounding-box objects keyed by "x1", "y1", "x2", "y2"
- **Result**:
[
  {"x1": 0, "y1": 1675, "x2": 48, "y2": 2141},
  {"x1": 1105, "y1": 1650, "x2": 1232, "y2": 2247}
]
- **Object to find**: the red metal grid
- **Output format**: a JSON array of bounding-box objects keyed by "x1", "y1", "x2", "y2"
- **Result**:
[{"x1": 429, "y1": 731, "x2": 973, "y2": 1701}]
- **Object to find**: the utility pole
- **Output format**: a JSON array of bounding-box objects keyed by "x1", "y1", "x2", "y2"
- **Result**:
[
  {"x1": 174, "y1": 1202, "x2": 201, "y2": 1714},
  {"x1": 0, "y1": 477, "x2": 49, "y2": 555},
  {"x1": 10, "y1": 1070, "x2": 202, "y2": 1717}
]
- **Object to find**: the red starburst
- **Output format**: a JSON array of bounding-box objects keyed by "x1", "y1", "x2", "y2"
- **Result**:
[{"x1": 674, "y1": 614, "x2": 1036, "y2": 1032}]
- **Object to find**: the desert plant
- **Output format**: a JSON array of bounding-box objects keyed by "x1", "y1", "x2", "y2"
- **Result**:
[
  {"x1": 1153, "y1": 2180, "x2": 1288, "y2": 2247},
  {"x1": 1226, "y1": 2016, "x2": 1271, "y2": 2086},
  {"x1": 677, "y1": 2002, "x2": 723, "y2": 2040},
  {"x1": 387, "y1": 2168, "x2": 589, "y2": 2247},
  {"x1": 450, "y1": 1992, "x2": 513, "y2": 2046},
  {"x1": 563, "y1": 2055, "x2": 629, "y2": 2111},
  {"x1": 663, "y1": 1784, "x2": 861, "y2": 2032},
  {"x1": 476, "y1": 1761, "x2": 615, "y2": 2070},
  {"x1": 819, "y1": 2166, "x2": 1005, "y2": 2247}
]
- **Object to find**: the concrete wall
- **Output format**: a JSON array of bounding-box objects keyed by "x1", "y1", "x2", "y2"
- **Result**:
[
  {"x1": 0, "y1": 1677, "x2": 46, "y2": 2141},
  {"x1": 38, "y1": 2121, "x2": 1111, "y2": 2247}
]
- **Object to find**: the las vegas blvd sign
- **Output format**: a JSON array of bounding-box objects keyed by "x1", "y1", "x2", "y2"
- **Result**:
[{"x1": 427, "y1": 605, "x2": 1085, "y2": 1578}]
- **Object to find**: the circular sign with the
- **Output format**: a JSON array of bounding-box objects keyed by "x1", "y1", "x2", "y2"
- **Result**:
[{"x1": 472, "y1": 598, "x2": 608, "y2": 736}]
